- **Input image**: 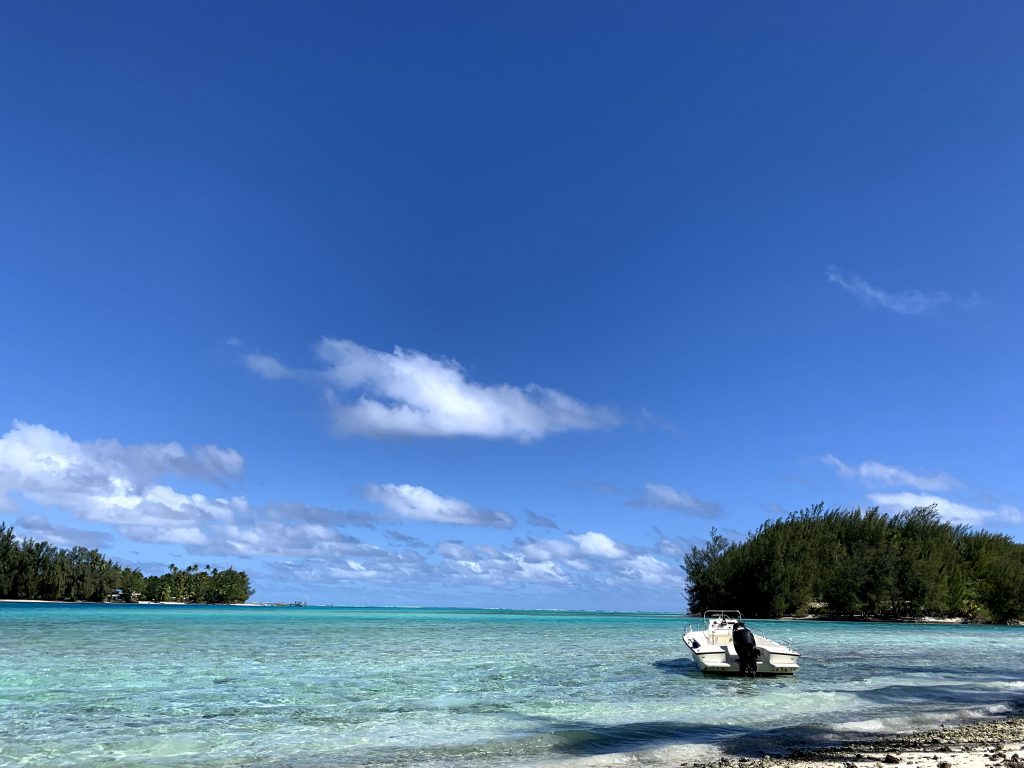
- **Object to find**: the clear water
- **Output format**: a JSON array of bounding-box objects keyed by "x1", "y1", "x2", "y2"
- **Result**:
[{"x1": 1, "y1": 604, "x2": 1022, "y2": 768}]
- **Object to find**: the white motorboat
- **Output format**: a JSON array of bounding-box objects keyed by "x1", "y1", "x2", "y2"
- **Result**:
[{"x1": 682, "y1": 610, "x2": 800, "y2": 675}]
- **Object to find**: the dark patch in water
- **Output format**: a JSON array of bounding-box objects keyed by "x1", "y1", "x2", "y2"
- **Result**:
[
  {"x1": 447, "y1": 702, "x2": 516, "y2": 715},
  {"x1": 545, "y1": 720, "x2": 743, "y2": 756},
  {"x1": 854, "y1": 684, "x2": 1024, "y2": 708},
  {"x1": 725, "y1": 723, "x2": 873, "y2": 756},
  {"x1": 652, "y1": 657, "x2": 698, "y2": 676}
]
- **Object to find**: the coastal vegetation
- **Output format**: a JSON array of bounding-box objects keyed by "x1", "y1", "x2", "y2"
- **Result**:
[
  {"x1": 0, "y1": 523, "x2": 253, "y2": 603},
  {"x1": 683, "y1": 504, "x2": 1024, "y2": 622}
]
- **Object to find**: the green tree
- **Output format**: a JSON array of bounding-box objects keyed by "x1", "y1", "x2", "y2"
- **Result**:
[
  {"x1": 118, "y1": 568, "x2": 146, "y2": 602},
  {"x1": 0, "y1": 523, "x2": 18, "y2": 597},
  {"x1": 681, "y1": 505, "x2": 1024, "y2": 622},
  {"x1": 683, "y1": 528, "x2": 734, "y2": 613},
  {"x1": 0, "y1": 521, "x2": 255, "y2": 605}
]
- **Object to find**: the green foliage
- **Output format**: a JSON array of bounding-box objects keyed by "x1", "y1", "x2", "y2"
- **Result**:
[
  {"x1": 682, "y1": 528, "x2": 734, "y2": 612},
  {"x1": 682, "y1": 504, "x2": 1024, "y2": 622},
  {"x1": 140, "y1": 563, "x2": 254, "y2": 604},
  {"x1": 0, "y1": 522, "x2": 253, "y2": 604}
]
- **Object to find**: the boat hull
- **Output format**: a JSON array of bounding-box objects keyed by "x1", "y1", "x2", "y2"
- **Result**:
[{"x1": 683, "y1": 630, "x2": 800, "y2": 676}]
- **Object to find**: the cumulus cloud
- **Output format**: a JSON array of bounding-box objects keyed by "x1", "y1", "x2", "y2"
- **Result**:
[
  {"x1": 627, "y1": 483, "x2": 721, "y2": 518},
  {"x1": 201, "y1": 506, "x2": 383, "y2": 558},
  {"x1": 365, "y1": 483, "x2": 515, "y2": 528},
  {"x1": 619, "y1": 554, "x2": 674, "y2": 585},
  {"x1": 193, "y1": 445, "x2": 245, "y2": 477},
  {"x1": 868, "y1": 492, "x2": 1023, "y2": 527},
  {"x1": 435, "y1": 538, "x2": 571, "y2": 585},
  {"x1": 826, "y1": 267, "x2": 980, "y2": 315},
  {"x1": 823, "y1": 455, "x2": 958, "y2": 492},
  {"x1": 1, "y1": 421, "x2": 684, "y2": 599},
  {"x1": 0, "y1": 421, "x2": 243, "y2": 487},
  {"x1": 518, "y1": 536, "x2": 578, "y2": 563},
  {"x1": 569, "y1": 531, "x2": 628, "y2": 559},
  {"x1": 427, "y1": 530, "x2": 679, "y2": 590},
  {"x1": 267, "y1": 549, "x2": 432, "y2": 587},
  {"x1": 510, "y1": 556, "x2": 570, "y2": 584},
  {"x1": 0, "y1": 421, "x2": 252, "y2": 546},
  {"x1": 247, "y1": 338, "x2": 618, "y2": 441},
  {"x1": 0, "y1": 421, "x2": 386, "y2": 556}
]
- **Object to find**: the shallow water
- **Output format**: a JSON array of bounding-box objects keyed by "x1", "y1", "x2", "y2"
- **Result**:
[{"x1": 1, "y1": 604, "x2": 1022, "y2": 768}]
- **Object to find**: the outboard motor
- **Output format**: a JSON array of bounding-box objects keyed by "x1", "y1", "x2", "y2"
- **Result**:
[{"x1": 732, "y1": 622, "x2": 759, "y2": 676}]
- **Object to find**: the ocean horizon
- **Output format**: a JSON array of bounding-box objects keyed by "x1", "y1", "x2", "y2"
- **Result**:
[{"x1": 2, "y1": 603, "x2": 1023, "y2": 767}]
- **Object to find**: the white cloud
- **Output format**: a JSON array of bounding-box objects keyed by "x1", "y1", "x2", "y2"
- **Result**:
[
  {"x1": 627, "y1": 483, "x2": 721, "y2": 518},
  {"x1": 826, "y1": 267, "x2": 982, "y2": 315},
  {"x1": 309, "y1": 338, "x2": 617, "y2": 441},
  {"x1": 519, "y1": 537, "x2": 577, "y2": 562},
  {"x1": 260, "y1": 525, "x2": 680, "y2": 596},
  {"x1": 432, "y1": 538, "x2": 568, "y2": 585},
  {"x1": 509, "y1": 555, "x2": 569, "y2": 583},
  {"x1": 244, "y1": 339, "x2": 620, "y2": 442},
  {"x1": 436, "y1": 540, "x2": 476, "y2": 560},
  {"x1": 0, "y1": 422, "x2": 252, "y2": 547},
  {"x1": 193, "y1": 445, "x2": 245, "y2": 477},
  {"x1": 563, "y1": 558, "x2": 593, "y2": 572},
  {"x1": 868, "y1": 492, "x2": 1023, "y2": 527},
  {"x1": 244, "y1": 354, "x2": 294, "y2": 380},
  {"x1": 1, "y1": 422, "x2": 685, "y2": 601},
  {"x1": 620, "y1": 554, "x2": 674, "y2": 585},
  {"x1": 0, "y1": 423, "x2": 384, "y2": 556},
  {"x1": 569, "y1": 531, "x2": 628, "y2": 559},
  {"x1": 429, "y1": 531, "x2": 673, "y2": 589},
  {"x1": 205, "y1": 519, "x2": 380, "y2": 558},
  {"x1": 366, "y1": 483, "x2": 515, "y2": 528},
  {"x1": 272, "y1": 550, "x2": 431, "y2": 586},
  {"x1": 0, "y1": 422, "x2": 243, "y2": 488},
  {"x1": 823, "y1": 454, "x2": 958, "y2": 492}
]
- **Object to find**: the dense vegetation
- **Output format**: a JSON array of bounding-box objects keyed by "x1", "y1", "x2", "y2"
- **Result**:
[
  {"x1": 0, "y1": 523, "x2": 253, "y2": 603},
  {"x1": 683, "y1": 504, "x2": 1024, "y2": 623}
]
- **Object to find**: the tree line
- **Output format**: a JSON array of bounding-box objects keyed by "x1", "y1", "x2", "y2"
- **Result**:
[
  {"x1": 0, "y1": 522, "x2": 253, "y2": 604},
  {"x1": 683, "y1": 504, "x2": 1024, "y2": 623}
]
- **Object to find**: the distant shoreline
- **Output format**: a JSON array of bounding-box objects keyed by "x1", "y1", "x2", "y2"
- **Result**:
[
  {"x1": 1, "y1": 600, "x2": 1018, "y2": 623},
  {"x1": 781, "y1": 614, "x2": 969, "y2": 624}
]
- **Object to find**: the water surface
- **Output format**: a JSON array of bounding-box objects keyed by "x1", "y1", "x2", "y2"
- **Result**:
[{"x1": 1, "y1": 604, "x2": 1022, "y2": 767}]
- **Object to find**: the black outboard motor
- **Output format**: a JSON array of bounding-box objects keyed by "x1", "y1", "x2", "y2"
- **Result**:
[{"x1": 732, "y1": 622, "x2": 759, "y2": 676}]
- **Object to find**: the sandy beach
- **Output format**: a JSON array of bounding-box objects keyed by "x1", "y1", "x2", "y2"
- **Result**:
[{"x1": 683, "y1": 717, "x2": 1024, "y2": 768}]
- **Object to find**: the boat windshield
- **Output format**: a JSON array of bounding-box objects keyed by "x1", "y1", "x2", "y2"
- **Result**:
[{"x1": 703, "y1": 610, "x2": 742, "y2": 631}]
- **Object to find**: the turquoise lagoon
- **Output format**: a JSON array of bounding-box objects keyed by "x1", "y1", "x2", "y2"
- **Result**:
[{"x1": 1, "y1": 603, "x2": 1023, "y2": 767}]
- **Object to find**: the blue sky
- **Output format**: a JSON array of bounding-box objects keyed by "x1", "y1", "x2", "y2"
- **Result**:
[{"x1": 2, "y1": 2, "x2": 1022, "y2": 609}]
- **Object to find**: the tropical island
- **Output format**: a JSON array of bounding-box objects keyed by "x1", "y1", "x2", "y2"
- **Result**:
[
  {"x1": 683, "y1": 504, "x2": 1024, "y2": 623},
  {"x1": 0, "y1": 522, "x2": 253, "y2": 604}
]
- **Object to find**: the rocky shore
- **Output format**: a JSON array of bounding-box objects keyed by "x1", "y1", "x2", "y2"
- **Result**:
[{"x1": 686, "y1": 718, "x2": 1024, "y2": 768}]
